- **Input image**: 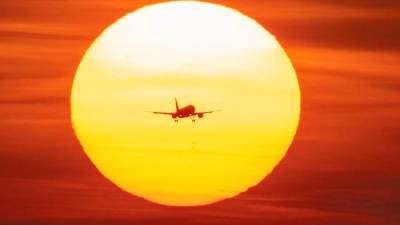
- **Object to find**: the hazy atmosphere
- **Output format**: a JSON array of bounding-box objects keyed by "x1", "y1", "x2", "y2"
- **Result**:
[{"x1": 1, "y1": 0, "x2": 399, "y2": 224}]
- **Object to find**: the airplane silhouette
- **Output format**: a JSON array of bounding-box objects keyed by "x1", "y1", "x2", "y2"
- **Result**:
[{"x1": 148, "y1": 98, "x2": 220, "y2": 122}]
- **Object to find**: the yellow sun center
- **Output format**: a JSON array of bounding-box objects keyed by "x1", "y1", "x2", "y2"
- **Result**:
[{"x1": 71, "y1": 1, "x2": 300, "y2": 206}]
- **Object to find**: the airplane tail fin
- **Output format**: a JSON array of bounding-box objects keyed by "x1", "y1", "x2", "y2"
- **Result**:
[{"x1": 175, "y1": 98, "x2": 179, "y2": 111}]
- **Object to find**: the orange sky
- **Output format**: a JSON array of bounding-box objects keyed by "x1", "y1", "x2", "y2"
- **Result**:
[{"x1": 1, "y1": 0, "x2": 399, "y2": 224}]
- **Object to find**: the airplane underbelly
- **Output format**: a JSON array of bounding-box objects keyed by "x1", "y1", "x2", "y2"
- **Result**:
[{"x1": 178, "y1": 106, "x2": 195, "y2": 118}]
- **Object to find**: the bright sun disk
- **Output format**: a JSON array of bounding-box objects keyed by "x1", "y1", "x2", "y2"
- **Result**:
[{"x1": 71, "y1": 1, "x2": 300, "y2": 206}]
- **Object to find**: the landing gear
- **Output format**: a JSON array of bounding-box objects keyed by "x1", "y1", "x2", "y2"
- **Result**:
[
  {"x1": 190, "y1": 116, "x2": 196, "y2": 122},
  {"x1": 174, "y1": 119, "x2": 178, "y2": 122}
]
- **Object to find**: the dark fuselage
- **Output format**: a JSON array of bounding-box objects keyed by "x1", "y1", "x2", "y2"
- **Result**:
[
  {"x1": 149, "y1": 98, "x2": 218, "y2": 122},
  {"x1": 175, "y1": 105, "x2": 195, "y2": 118}
]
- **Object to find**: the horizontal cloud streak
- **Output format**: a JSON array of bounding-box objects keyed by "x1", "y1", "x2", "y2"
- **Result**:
[
  {"x1": 223, "y1": 0, "x2": 400, "y2": 50},
  {"x1": 0, "y1": 0, "x2": 399, "y2": 224}
]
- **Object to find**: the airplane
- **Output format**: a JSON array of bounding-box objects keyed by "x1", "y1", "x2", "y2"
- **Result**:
[{"x1": 147, "y1": 98, "x2": 220, "y2": 122}]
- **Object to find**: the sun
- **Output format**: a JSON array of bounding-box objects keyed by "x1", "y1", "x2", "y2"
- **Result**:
[{"x1": 71, "y1": 1, "x2": 300, "y2": 206}]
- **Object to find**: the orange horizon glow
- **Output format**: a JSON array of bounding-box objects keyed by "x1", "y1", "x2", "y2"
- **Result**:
[{"x1": 2, "y1": 0, "x2": 400, "y2": 224}]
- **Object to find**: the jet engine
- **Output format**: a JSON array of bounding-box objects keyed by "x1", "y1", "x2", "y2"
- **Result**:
[
  {"x1": 198, "y1": 113, "x2": 204, "y2": 118},
  {"x1": 172, "y1": 114, "x2": 177, "y2": 119}
]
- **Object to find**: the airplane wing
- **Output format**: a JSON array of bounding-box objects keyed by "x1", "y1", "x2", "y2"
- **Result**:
[
  {"x1": 194, "y1": 110, "x2": 221, "y2": 115},
  {"x1": 146, "y1": 111, "x2": 175, "y2": 115}
]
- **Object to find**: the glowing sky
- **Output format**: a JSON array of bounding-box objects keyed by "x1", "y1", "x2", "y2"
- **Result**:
[{"x1": 0, "y1": 0, "x2": 399, "y2": 224}]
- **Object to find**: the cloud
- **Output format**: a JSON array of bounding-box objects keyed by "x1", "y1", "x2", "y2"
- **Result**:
[
  {"x1": 0, "y1": 96, "x2": 67, "y2": 105},
  {"x1": 0, "y1": 1, "x2": 399, "y2": 224},
  {"x1": 287, "y1": 47, "x2": 400, "y2": 114},
  {"x1": 301, "y1": 0, "x2": 400, "y2": 10},
  {"x1": 229, "y1": 0, "x2": 400, "y2": 50}
]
